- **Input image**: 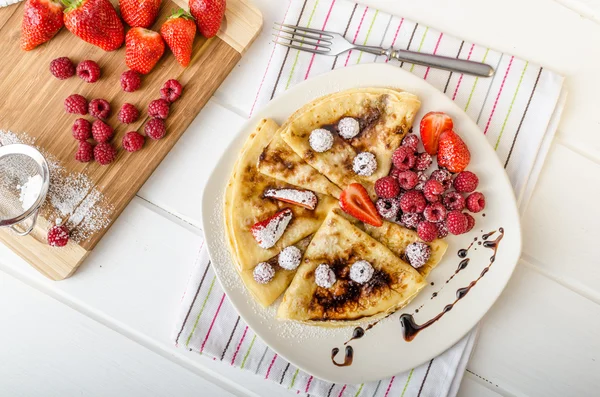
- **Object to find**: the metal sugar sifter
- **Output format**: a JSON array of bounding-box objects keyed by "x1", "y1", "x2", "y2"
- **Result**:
[{"x1": 0, "y1": 144, "x2": 50, "y2": 236}]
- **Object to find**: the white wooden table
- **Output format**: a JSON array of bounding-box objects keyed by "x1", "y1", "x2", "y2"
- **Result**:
[{"x1": 2, "y1": 0, "x2": 600, "y2": 395}]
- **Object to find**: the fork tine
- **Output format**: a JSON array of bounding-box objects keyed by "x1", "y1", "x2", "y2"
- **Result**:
[
  {"x1": 273, "y1": 40, "x2": 330, "y2": 55},
  {"x1": 273, "y1": 22, "x2": 335, "y2": 39},
  {"x1": 272, "y1": 27, "x2": 332, "y2": 44},
  {"x1": 271, "y1": 33, "x2": 331, "y2": 49}
]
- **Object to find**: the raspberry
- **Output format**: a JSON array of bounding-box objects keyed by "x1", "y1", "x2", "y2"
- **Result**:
[
  {"x1": 466, "y1": 192, "x2": 485, "y2": 213},
  {"x1": 145, "y1": 118, "x2": 166, "y2": 140},
  {"x1": 401, "y1": 134, "x2": 419, "y2": 151},
  {"x1": 92, "y1": 120, "x2": 114, "y2": 143},
  {"x1": 47, "y1": 224, "x2": 69, "y2": 247},
  {"x1": 122, "y1": 131, "x2": 145, "y2": 152},
  {"x1": 76, "y1": 60, "x2": 101, "y2": 83},
  {"x1": 443, "y1": 191, "x2": 466, "y2": 211},
  {"x1": 389, "y1": 167, "x2": 401, "y2": 179},
  {"x1": 424, "y1": 202, "x2": 447, "y2": 223},
  {"x1": 454, "y1": 171, "x2": 479, "y2": 193},
  {"x1": 121, "y1": 70, "x2": 142, "y2": 92},
  {"x1": 464, "y1": 212, "x2": 475, "y2": 232},
  {"x1": 437, "y1": 221, "x2": 449, "y2": 238},
  {"x1": 417, "y1": 221, "x2": 438, "y2": 242},
  {"x1": 72, "y1": 118, "x2": 91, "y2": 141},
  {"x1": 148, "y1": 99, "x2": 170, "y2": 119},
  {"x1": 414, "y1": 171, "x2": 428, "y2": 191},
  {"x1": 399, "y1": 190, "x2": 426, "y2": 213},
  {"x1": 94, "y1": 142, "x2": 117, "y2": 165},
  {"x1": 392, "y1": 147, "x2": 416, "y2": 171},
  {"x1": 64, "y1": 94, "x2": 88, "y2": 115},
  {"x1": 414, "y1": 152, "x2": 432, "y2": 171},
  {"x1": 375, "y1": 198, "x2": 400, "y2": 220},
  {"x1": 396, "y1": 170, "x2": 418, "y2": 190},
  {"x1": 118, "y1": 103, "x2": 140, "y2": 124},
  {"x1": 50, "y1": 57, "x2": 75, "y2": 80},
  {"x1": 423, "y1": 179, "x2": 444, "y2": 202},
  {"x1": 400, "y1": 213, "x2": 422, "y2": 230},
  {"x1": 446, "y1": 210, "x2": 469, "y2": 235},
  {"x1": 75, "y1": 140, "x2": 94, "y2": 162},
  {"x1": 89, "y1": 99, "x2": 111, "y2": 119},
  {"x1": 375, "y1": 176, "x2": 400, "y2": 198},
  {"x1": 160, "y1": 79, "x2": 183, "y2": 103},
  {"x1": 405, "y1": 242, "x2": 431, "y2": 268},
  {"x1": 431, "y1": 169, "x2": 452, "y2": 184}
]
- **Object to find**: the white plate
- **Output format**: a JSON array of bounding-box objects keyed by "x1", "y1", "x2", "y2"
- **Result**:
[{"x1": 202, "y1": 64, "x2": 522, "y2": 384}]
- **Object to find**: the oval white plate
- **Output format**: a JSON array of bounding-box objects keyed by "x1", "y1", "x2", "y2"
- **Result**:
[{"x1": 202, "y1": 63, "x2": 521, "y2": 384}]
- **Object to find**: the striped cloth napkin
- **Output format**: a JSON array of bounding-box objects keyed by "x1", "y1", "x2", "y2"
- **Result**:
[{"x1": 172, "y1": 1, "x2": 565, "y2": 396}]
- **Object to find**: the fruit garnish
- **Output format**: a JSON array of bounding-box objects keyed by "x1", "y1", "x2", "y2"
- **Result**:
[
  {"x1": 437, "y1": 129, "x2": 471, "y2": 173},
  {"x1": 120, "y1": 70, "x2": 141, "y2": 92},
  {"x1": 50, "y1": 57, "x2": 75, "y2": 79},
  {"x1": 419, "y1": 111, "x2": 453, "y2": 155},
  {"x1": 339, "y1": 183, "x2": 383, "y2": 227},
  {"x1": 47, "y1": 224, "x2": 69, "y2": 247},
  {"x1": 189, "y1": 0, "x2": 226, "y2": 39},
  {"x1": 148, "y1": 99, "x2": 170, "y2": 119},
  {"x1": 76, "y1": 60, "x2": 101, "y2": 83},
  {"x1": 160, "y1": 9, "x2": 197, "y2": 68},
  {"x1": 160, "y1": 79, "x2": 183, "y2": 103},
  {"x1": 119, "y1": 0, "x2": 161, "y2": 29},
  {"x1": 250, "y1": 208, "x2": 293, "y2": 249},
  {"x1": 20, "y1": 0, "x2": 64, "y2": 51},
  {"x1": 63, "y1": 0, "x2": 124, "y2": 51},
  {"x1": 466, "y1": 192, "x2": 485, "y2": 213},
  {"x1": 125, "y1": 27, "x2": 165, "y2": 74},
  {"x1": 263, "y1": 188, "x2": 318, "y2": 210}
]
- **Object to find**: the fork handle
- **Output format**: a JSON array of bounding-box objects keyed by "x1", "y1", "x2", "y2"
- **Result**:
[{"x1": 355, "y1": 45, "x2": 494, "y2": 77}]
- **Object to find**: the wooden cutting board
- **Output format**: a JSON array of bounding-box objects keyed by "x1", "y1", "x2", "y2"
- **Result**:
[{"x1": 0, "y1": 0, "x2": 261, "y2": 280}]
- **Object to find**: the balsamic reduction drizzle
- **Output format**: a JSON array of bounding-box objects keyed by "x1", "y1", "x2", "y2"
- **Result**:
[
  {"x1": 445, "y1": 258, "x2": 470, "y2": 284},
  {"x1": 331, "y1": 346, "x2": 354, "y2": 367},
  {"x1": 400, "y1": 228, "x2": 505, "y2": 342},
  {"x1": 344, "y1": 327, "x2": 365, "y2": 345}
]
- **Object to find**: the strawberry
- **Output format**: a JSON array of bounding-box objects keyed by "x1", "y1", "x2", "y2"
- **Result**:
[
  {"x1": 125, "y1": 27, "x2": 165, "y2": 74},
  {"x1": 63, "y1": 0, "x2": 124, "y2": 51},
  {"x1": 437, "y1": 130, "x2": 471, "y2": 173},
  {"x1": 420, "y1": 111, "x2": 453, "y2": 155},
  {"x1": 160, "y1": 9, "x2": 196, "y2": 67},
  {"x1": 339, "y1": 183, "x2": 383, "y2": 227},
  {"x1": 119, "y1": 0, "x2": 161, "y2": 29},
  {"x1": 250, "y1": 208, "x2": 293, "y2": 249},
  {"x1": 189, "y1": 0, "x2": 225, "y2": 38},
  {"x1": 20, "y1": 0, "x2": 64, "y2": 51},
  {"x1": 263, "y1": 188, "x2": 318, "y2": 210}
]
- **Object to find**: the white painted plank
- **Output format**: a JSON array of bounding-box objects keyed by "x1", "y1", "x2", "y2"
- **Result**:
[
  {"x1": 468, "y1": 264, "x2": 600, "y2": 397},
  {"x1": 457, "y1": 374, "x2": 504, "y2": 397},
  {"x1": 522, "y1": 143, "x2": 600, "y2": 303},
  {"x1": 138, "y1": 100, "x2": 247, "y2": 227},
  {"x1": 0, "y1": 270, "x2": 236, "y2": 397}
]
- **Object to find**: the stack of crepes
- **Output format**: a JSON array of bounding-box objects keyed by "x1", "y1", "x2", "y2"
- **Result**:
[{"x1": 224, "y1": 87, "x2": 448, "y2": 325}]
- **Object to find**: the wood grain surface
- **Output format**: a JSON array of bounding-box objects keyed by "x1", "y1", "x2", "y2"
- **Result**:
[{"x1": 0, "y1": 0, "x2": 261, "y2": 280}]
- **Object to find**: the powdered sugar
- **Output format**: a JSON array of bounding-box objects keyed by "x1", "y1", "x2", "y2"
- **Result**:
[
  {"x1": 264, "y1": 188, "x2": 317, "y2": 210},
  {"x1": 0, "y1": 130, "x2": 112, "y2": 243},
  {"x1": 349, "y1": 260, "x2": 374, "y2": 284},
  {"x1": 353, "y1": 151, "x2": 377, "y2": 176},
  {"x1": 405, "y1": 242, "x2": 431, "y2": 268},
  {"x1": 17, "y1": 175, "x2": 43, "y2": 211},
  {"x1": 278, "y1": 245, "x2": 302, "y2": 270},
  {"x1": 315, "y1": 263, "x2": 336, "y2": 288},
  {"x1": 337, "y1": 117, "x2": 360, "y2": 139},
  {"x1": 309, "y1": 128, "x2": 333, "y2": 152},
  {"x1": 251, "y1": 208, "x2": 293, "y2": 249},
  {"x1": 253, "y1": 262, "x2": 275, "y2": 284}
]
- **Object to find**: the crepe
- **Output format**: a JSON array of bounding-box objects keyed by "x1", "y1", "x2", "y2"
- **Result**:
[
  {"x1": 224, "y1": 118, "x2": 337, "y2": 271},
  {"x1": 280, "y1": 88, "x2": 420, "y2": 195},
  {"x1": 277, "y1": 210, "x2": 426, "y2": 325},
  {"x1": 364, "y1": 221, "x2": 448, "y2": 278}
]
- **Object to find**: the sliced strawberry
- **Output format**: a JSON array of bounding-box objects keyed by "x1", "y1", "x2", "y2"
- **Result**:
[
  {"x1": 339, "y1": 183, "x2": 383, "y2": 227},
  {"x1": 420, "y1": 111, "x2": 453, "y2": 155},
  {"x1": 263, "y1": 188, "x2": 318, "y2": 210},
  {"x1": 437, "y1": 130, "x2": 471, "y2": 173},
  {"x1": 250, "y1": 208, "x2": 293, "y2": 249}
]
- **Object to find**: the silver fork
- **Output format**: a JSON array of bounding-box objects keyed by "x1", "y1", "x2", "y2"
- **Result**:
[{"x1": 273, "y1": 23, "x2": 494, "y2": 77}]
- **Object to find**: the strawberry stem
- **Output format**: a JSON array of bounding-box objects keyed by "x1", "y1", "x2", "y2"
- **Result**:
[{"x1": 168, "y1": 8, "x2": 194, "y2": 20}]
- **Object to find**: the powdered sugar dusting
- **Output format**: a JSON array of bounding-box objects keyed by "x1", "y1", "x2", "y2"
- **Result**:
[
  {"x1": 264, "y1": 188, "x2": 317, "y2": 210},
  {"x1": 0, "y1": 130, "x2": 113, "y2": 243},
  {"x1": 251, "y1": 208, "x2": 293, "y2": 249}
]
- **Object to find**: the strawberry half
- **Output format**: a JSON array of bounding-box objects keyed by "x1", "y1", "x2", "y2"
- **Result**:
[
  {"x1": 160, "y1": 9, "x2": 196, "y2": 67},
  {"x1": 119, "y1": 0, "x2": 161, "y2": 29},
  {"x1": 339, "y1": 183, "x2": 383, "y2": 227},
  {"x1": 63, "y1": 0, "x2": 124, "y2": 51},
  {"x1": 250, "y1": 208, "x2": 293, "y2": 249},
  {"x1": 437, "y1": 130, "x2": 471, "y2": 173},
  {"x1": 263, "y1": 188, "x2": 318, "y2": 210},
  {"x1": 189, "y1": 0, "x2": 225, "y2": 38},
  {"x1": 125, "y1": 27, "x2": 165, "y2": 74},
  {"x1": 20, "y1": 0, "x2": 64, "y2": 51},
  {"x1": 420, "y1": 111, "x2": 453, "y2": 155}
]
